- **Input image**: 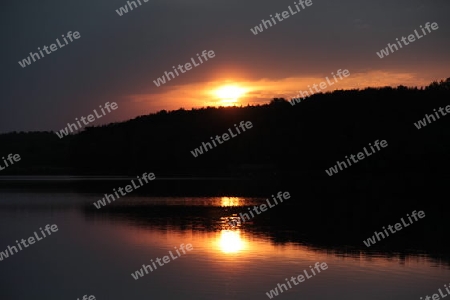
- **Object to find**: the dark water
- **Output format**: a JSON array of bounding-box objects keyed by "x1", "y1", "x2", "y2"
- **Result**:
[{"x1": 0, "y1": 181, "x2": 449, "y2": 300}]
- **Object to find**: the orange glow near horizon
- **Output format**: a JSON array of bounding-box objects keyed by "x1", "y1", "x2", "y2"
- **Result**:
[{"x1": 124, "y1": 70, "x2": 443, "y2": 117}]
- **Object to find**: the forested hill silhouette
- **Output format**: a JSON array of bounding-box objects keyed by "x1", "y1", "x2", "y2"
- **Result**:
[{"x1": 1, "y1": 78, "x2": 450, "y2": 179}]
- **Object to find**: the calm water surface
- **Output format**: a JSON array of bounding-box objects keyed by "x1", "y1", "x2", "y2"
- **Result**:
[{"x1": 0, "y1": 189, "x2": 448, "y2": 300}]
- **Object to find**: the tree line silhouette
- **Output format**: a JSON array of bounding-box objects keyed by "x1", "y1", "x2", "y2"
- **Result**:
[
  {"x1": 1, "y1": 78, "x2": 449, "y2": 179},
  {"x1": 3, "y1": 78, "x2": 450, "y2": 253}
]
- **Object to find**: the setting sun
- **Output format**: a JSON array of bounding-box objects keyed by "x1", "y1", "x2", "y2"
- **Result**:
[{"x1": 214, "y1": 85, "x2": 247, "y2": 105}]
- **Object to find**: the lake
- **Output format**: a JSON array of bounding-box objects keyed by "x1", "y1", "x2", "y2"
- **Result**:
[{"x1": 0, "y1": 178, "x2": 448, "y2": 300}]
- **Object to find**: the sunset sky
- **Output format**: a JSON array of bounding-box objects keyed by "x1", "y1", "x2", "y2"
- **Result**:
[{"x1": 1, "y1": 0, "x2": 449, "y2": 133}]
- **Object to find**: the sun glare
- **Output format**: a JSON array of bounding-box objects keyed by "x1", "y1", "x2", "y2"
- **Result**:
[
  {"x1": 218, "y1": 230, "x2": 247, "y2": 253},
  {"x1": 214, "y1": 85, "x2": 247, "y2": 106}
]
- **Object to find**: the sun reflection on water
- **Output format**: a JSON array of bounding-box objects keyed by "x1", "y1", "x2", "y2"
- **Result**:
[
  {"x1": 219, "y1": 197, "x2": 242, "y2": 207},
  {"x1": 217, "y1": 230, "x2": 248, "y2": 254}
]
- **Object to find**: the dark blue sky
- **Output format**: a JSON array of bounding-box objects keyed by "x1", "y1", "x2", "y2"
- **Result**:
[{"x1": 1, "y1": 0, "x2": 449, "y2": 133}]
